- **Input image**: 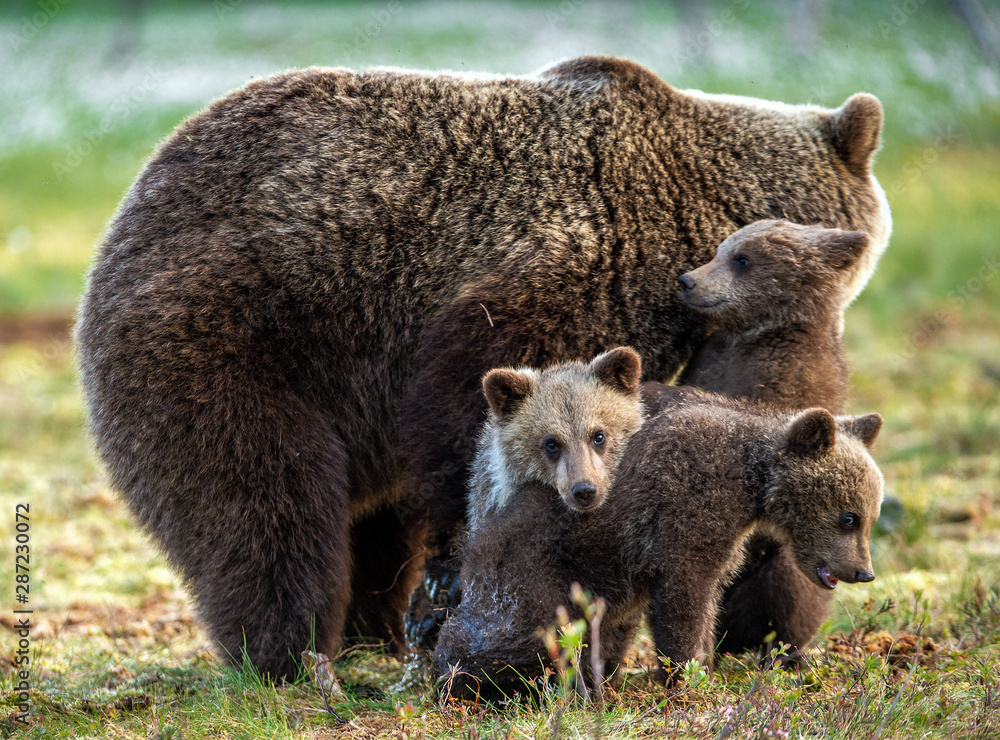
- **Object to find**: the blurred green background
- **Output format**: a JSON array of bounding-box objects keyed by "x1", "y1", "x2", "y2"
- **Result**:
[{"x1": 1, "y1": 0, "x2": 998, "y2": 631}]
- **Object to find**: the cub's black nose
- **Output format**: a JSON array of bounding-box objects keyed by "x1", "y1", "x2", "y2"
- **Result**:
[
  {"x1": 856, "y1": 569, "x2": 875, "y2": 583},
  {"x1": 571, "y1": 481, "x2": 597, "y2": 506},
  {"x1": 678, "y1": 274, "x2": 695, "y2": 292}
]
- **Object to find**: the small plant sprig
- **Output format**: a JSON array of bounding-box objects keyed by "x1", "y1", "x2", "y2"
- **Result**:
[
  {"x1": 570, "y1": 583, "x2": 608, "y2": 708},
  {"x1": 540, "y1": 583, "x2": 608, "y2": 737}
]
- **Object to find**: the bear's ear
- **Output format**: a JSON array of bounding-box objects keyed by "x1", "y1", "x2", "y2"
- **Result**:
[
  {"x1": 786, "y1": 408, "x2": 837, "y2": 457},
  {"x1": 823, "y1": 229, "x2": 870, "y2": 270},
  {"x1": 838, "y1": 413, "x2": 883, "y2": 448},
  {"x1": 824, "y1": 93, "x2": 883, "y2": 178},
  {"x1": 590, "y1": 346, "x2": 642, "y2": 396},
  {"x1": 483, "y1": 368, "x2": 536, "y2": 418}
]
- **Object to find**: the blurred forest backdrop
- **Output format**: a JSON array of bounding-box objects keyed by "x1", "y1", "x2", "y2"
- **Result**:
[{"x1": 0, "y1": 1, "x2": 999, "y2": 737}]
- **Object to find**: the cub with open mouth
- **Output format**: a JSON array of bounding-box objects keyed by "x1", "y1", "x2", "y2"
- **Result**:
[
  {"x1": 640, "y1": 219, "x2": 874, "y2": 662},
  {"x1": 435, "y1": 388, "x2": 885, "y2": 699}
]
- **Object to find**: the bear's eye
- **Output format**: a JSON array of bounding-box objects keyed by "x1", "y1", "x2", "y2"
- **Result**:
[
  {"x1": 840, "y1": 512, "x2": 860, "y2": 530},
  {"x1": 544, "y1": 437, "x2": 561, "y2": 456},
  {"x1": 592, "y1": 430, "x2": 606, "y2": 447},
  {"x1": 734, "y1": 254, "x2": 750, "y2": 269}
]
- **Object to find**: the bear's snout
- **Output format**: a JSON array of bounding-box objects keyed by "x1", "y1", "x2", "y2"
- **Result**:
[
  {"x1": 571, "y1": 481, "x2": 598, "y2": 507},
  {"x1": 678, "y1": 273, "x2": 695, "y2": 292}
]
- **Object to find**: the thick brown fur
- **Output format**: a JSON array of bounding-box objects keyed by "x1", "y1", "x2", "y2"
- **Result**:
[
  {"x1": 468, "y1": 347, "x2": 644, "y2": 532},
  {"x1": 435, "y1": 388, "x2": 884, "y2": 700},
  {"x1": 76, "y1": 56, "x2": 890, "y2": 678},
  {"x1": 648, "y1": 221, "x2": 871, "y2": 658}
]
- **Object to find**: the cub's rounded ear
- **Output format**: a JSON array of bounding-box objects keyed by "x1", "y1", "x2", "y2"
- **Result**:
[
  {"x1": 824, "y1": 229, "x2": 870, "y2": 270},
  {"x1": 483, "y1": 368, "x2": 536, "y2": 418},
  {"x1": 786, "y1": 408, "x2": 837, "y2": 457},
  {"x1": 823, "y1": 93, "x2": 883, "y2": 178},
  {"x1": 838, "y1": 413, "x2": 883, "y2": 448},
  {"x1": 590, "y1": 346, "x2": 642, "y2": 396}
]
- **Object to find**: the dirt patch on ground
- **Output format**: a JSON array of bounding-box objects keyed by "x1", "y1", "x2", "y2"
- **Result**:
[
  {"x1": 0, "y1": 592, "x2": 198, "y2": 643},
  {"x1": 827, "y1": 630, "x2": 939, "y2": 668}
]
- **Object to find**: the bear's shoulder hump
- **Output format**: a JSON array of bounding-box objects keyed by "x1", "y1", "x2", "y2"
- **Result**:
[{"x1": 537, "y1": 55, "x2": 668, "y2": 95}]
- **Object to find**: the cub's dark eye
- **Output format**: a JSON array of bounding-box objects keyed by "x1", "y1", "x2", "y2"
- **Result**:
[
  {"x1": 592, "y1": 430, "x2": 606, "y2": 447},
  {"x1": 734, "y1": 254, "x2": 750, "y2": 269},
  {"x1": 840, "y1": 512, "x2": 860, "y2": 530},
  {"x1": 544, "y1": 437, "x2": 561, "y2": 456}
]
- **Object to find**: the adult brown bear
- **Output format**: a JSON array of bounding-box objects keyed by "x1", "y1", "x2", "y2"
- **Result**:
[{"x1": 76, "y1": 55, "x2": 890, "y2": 679}]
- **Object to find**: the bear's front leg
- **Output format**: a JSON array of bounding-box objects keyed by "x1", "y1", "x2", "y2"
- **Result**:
[
  {"x1": 648, "y1": 578, "x2": 720, "y2": 684},
  {"x1": 395, "y1": 345, "x2": 485, "y2": 660},
  {"x1": 402, "y1": 557, "x2": 462, "y2": 651},
  {"x1": 396, "y1": 362, "x2": 480, "y2": 662}
]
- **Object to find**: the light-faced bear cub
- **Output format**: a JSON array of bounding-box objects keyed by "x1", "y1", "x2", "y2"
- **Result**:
[
  {"x1": 642, "y1": 220, "x2": 872, "y2": 660},
  {"x1": 468, "y1": 346, "x2": 645, "y2": 533},
  {"x1": 394, "y1": 347, "x2": 644, "y2": 690},
  {"x1": 435, "y1": 388, "x2": 884, "y2": 701}
]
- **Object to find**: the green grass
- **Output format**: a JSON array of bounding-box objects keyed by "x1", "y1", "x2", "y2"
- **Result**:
[{"x1": 1, "y1": 0, "x2": 999, "y2": 737}]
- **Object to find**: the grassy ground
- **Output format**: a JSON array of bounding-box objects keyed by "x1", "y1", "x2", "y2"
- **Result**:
[{"x1": 1, "y1": 1, "x2": 999, "y2": 737}]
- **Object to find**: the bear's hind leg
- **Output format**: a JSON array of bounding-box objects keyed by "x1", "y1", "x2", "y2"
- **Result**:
[
  {"x1": 648, "y1": 579, "x2": 719, "y2": 684},
  {"x1": 167, "y1": 404, "x2": 357, "y2": 682},
  {"x1": 194, "y1": 439, "x2": 354, "y2": 680}
]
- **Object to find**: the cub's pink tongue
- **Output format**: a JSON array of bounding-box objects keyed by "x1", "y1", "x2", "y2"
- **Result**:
[{"x1": 819, "y1": 565, "x2": 839, "y2": 590}]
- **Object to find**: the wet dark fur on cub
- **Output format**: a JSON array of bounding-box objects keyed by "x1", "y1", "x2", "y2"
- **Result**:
[
  {"x1": 77, "y1": 54, "x2": 889, "y2": 678},
  {"x1": 436, "y1": 388, "x2": 884, "y2": 701}
]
